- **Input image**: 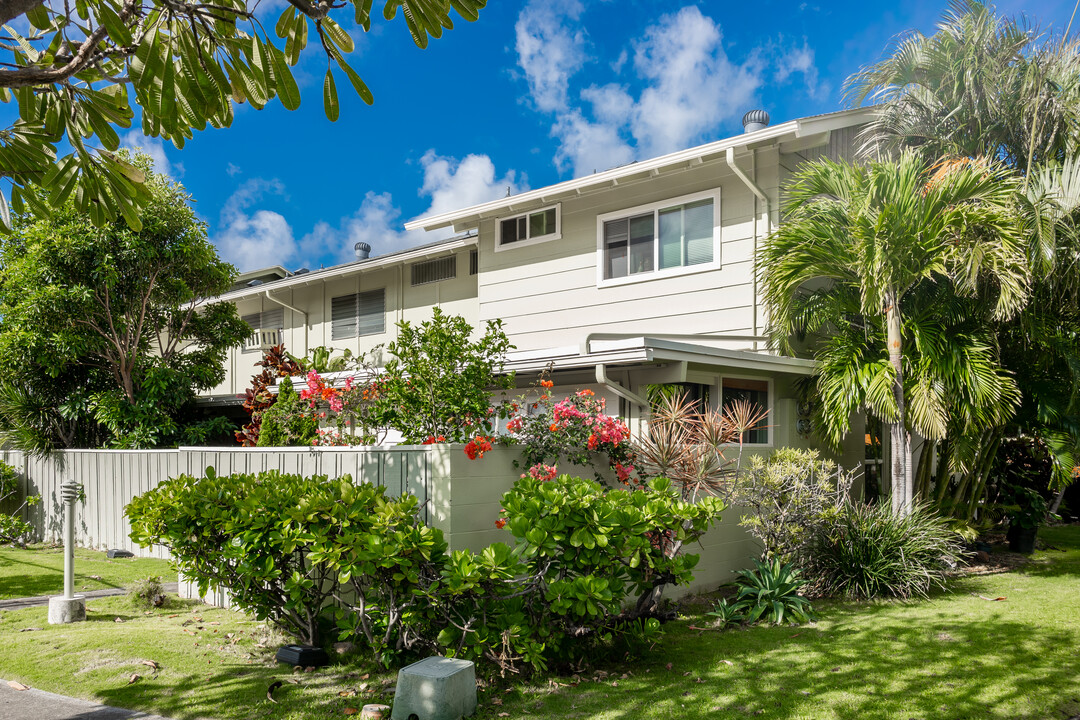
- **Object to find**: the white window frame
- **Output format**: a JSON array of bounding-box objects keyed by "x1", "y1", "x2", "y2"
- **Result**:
[
  {"x1": 495, "y1": 203, "x2": 562, "y2": 252},
  {"x1": 718, "y1": 374, "x2": 773, "y2": 447},
  {"x1": 595, "y1": 188, "x2": 721, "y2": 287},
  {"x1": 240, "y1": 308, "x2": 285, "y2": 354}
]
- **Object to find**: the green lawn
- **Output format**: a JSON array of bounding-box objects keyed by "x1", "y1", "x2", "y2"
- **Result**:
[
  {"x1": 0, "y1": 544, "x2": 175, "y2": 599},
  {"x1": 0, "y1": 527, "x2": 1077, "y2": 720}
]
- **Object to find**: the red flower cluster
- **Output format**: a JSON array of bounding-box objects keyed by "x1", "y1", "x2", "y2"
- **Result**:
[
  {"x1": 422, "y1": 435, "x2": 447, "y2": 445},
  {"x1": 522, "y1": 463, "x2": 558, "y2": 482},
  {"x1": 495, "y1": 518, "x2": 507, "y2": 529},
  {"x1": 464, "y1": 435, "x2": 493, "y2": 460}
]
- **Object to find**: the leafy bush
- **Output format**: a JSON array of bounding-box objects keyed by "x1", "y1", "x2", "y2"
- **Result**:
[
  {"x1": 805, "y1": 502, "x2": 966, "y2": 599},
  {"x1": 376, "y1": 307, "x2": 515, "y2": 443},
  {"x1": 127, "y1": 468, "x2": 360, "y2": 644},
  {"x1": 734, "y1": 448, "x2": 855, "y2": 563},
  {"x1": 128, "y1": 469, "x2": 724, "y2": 674},
  {"x1": 0, "y1": 460, "x2": 37, "y2": 544},
  {"x1": 705, "y1": 598, "x2": 743, "y2": 629},
  {"x1": 256, "y1": 379, "x2": 318, "y2": 447},
  {"x1": 731, "y1": 558, "x2": 814, "y2": 625}
]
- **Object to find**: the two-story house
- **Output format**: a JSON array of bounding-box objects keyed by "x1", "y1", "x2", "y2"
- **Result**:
[{"x1": 201, "y1": 106, "x2": 881, "y2": 485}]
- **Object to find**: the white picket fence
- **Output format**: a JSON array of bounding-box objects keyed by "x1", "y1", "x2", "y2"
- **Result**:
[{"x1": 2, "y1": 446, "x2": 432, "y2": 559}]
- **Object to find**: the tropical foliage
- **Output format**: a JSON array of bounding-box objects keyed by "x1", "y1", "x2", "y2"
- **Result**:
[
  {"x1": 376, "y1": 307, "x2": 514, "y2": 444},
  {"x1": 0, "y1": 153, "x2": 249, "y2": 451},
  {"x1": 804, "y1": 502, "x2": 967, "y2": 599},
  {"x1": 839, "y1": 0, "x2": 1080, "y2": 518},
  {"x1": 127, "y1": 469, "x2": 724, "y2": 673},
  {"x1": 0, "y1": 459, "x2": 37, "y2": 544},
  {"x1": 0, "y1": 0, "x2": 487, "y2": 232},
  {"x1": 760, "y1": 151, "x2": 1026, "y2": 513}
]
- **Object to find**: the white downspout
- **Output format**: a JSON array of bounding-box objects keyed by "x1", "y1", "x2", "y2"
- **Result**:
[
  {"x1": 726, "y1": 146, "x2": 770, "y2": 352},
  {"x1": 264, "y1": 291, "x2": 308, "y2": 356},
  {"x1": 594, "y1": 363, "x2": 649, "y2": 411}
]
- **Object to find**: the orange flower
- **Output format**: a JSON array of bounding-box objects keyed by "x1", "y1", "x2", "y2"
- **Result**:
[
  {"x1": 495, "y1": 518, "x2": 507, "y2": 529},
  {"x1": 549, "y1": 423, "x2": 559, "y2": 432},
  {"x1": 540, "y1": 379, "x2": 554, "y2": 388}
]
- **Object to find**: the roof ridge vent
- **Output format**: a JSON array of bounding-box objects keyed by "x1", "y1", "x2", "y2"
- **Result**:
[{"x1": 742, "y1": 109, "x2": 770, "y2": 133}]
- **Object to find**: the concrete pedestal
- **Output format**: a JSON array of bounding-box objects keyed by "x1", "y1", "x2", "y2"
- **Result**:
[
  {"x1": 47, "y1": 595, "x2": 86, "y2": 624},
  {"x1": 391, "y1": 657, "x2": 476, "y2": 720}
]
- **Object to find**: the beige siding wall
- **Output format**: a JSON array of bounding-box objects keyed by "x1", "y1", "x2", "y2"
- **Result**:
[
  {"x1": 476, "y1": 151, "x2": 780, "y2": 352},
  {"x1": 214, "y1": 247, "x2": 479, "y2": 396}
]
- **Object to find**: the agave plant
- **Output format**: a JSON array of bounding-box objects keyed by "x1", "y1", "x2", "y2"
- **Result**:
[{"x1": 731, "y1": 558, "x2": 815, "y2": 625}]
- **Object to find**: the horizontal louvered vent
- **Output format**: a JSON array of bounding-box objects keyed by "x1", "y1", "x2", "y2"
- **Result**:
[
  {"x1": 331, "y1": 289, "x2": 385, "y2": 340},
  {"x1": 411, "y1": 256, "x2": 456, "y2": 286}
]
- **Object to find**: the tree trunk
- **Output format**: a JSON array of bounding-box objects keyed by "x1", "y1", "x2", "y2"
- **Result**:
[
  {"x1": 931, "y1": 435, "x2": 953, "y2": 508},
  {"x1": 885, "y1": 291, "x2": 912, "y2": 516}
]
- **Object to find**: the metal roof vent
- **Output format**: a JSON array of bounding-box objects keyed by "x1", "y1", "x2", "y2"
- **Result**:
[
  {"x1": 742, "y1": 109, "x2": 770, "y2": 133},
  {"x1": 354, "y1": 242, "x2": 371, "y2": 260},
  {"x1": 246, "y1": 279, "x2": 263, "y2": 287},
  {"x1": 293, "y1": 267, "x2": 310, "y2": 275}
]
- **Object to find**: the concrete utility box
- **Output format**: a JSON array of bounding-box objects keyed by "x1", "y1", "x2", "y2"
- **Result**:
[{"x1": 391, "y1": 656, "x2": 477, "y2": 720}]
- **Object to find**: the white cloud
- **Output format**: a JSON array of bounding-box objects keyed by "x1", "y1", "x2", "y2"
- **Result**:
[
  {"x1": 552, "y1": 110, "x2": 634, "y2": 177},
  {"x1": 290, "y1": 151, "x2": 525, "y2": 265},
  {"x1": 418, "y1": 151, "x2": 525, "y2": 219},
  {"x1": 774, "y1": 40, "x2": 828, "y2": 100},
  {"x1": 299, "y1": 192, "x2": 420, "y2": 265},
  {"x1": 226, "y1": 162, "x2": 242, "y2": 177},
  {"x1": 214, "y1": 179, "x2": 297, "y2": 271},
  {"x1": 515, "y1": 5, "x2": 827, "y2": 178},
  {"x1": 628, "y1": 7, "x2": 765, "y2": 158},
  {"x1": 514, "y1": 0, "x2": 587, "y2": 113},
  {"x1": 122, "y1": 131, "x2": 183, "y2": 178}
]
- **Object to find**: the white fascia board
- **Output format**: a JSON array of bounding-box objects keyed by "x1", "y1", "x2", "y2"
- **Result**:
[
  {"x1": 404, "y1": 107, "x2": 878, "y2": 233},
  {"x1": 203, "y1": 236, "x2": 475, "y2": 306}
]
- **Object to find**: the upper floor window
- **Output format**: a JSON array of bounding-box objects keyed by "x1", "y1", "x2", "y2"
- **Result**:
[
  {"x1": 241, "y1": 308, "x2": 284, "y2": 354},
  {"x1": 331, "y1": 289, "x2": 385, "y2": 340},
  {"x1": 497, "y1": 204, "x2": 561, "y2": 250},
  {"x1": 597, "y1": 190, "x2": 719, "y2": 284}
]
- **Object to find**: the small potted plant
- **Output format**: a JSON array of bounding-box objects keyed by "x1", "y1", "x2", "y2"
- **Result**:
[{"x1": 1001, "y1": 485, "x2": 1047, "y2": 554}]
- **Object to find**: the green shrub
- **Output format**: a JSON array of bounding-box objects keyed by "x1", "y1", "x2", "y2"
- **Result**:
[
  {"x1": 256, "y1": 380, "x2": 318, "y2": 447},
  {"x1": 735, "y1": 448, "x2": 855, "y2": 563},
  {"x1": 731, "y1": 558, "x2": 814, "y2": 625},
  {"x1": 434, "y1": 474, "x2": 725, "y2": 671},
  {"x1": 126, "y1": 468, "x2": 383, "y2": 645},
  {"x1": 806, "y1": 502, "x2": 966, "y2": 599},
  {"x1": 705, "y1": 598, "x2": 743, "y2": 629},
  {"x1": 128, "y1": 469, "x2": 724, "y2": 674}
]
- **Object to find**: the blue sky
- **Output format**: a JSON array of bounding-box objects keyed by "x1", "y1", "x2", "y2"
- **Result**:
[{"x1": 9, "y1": 0, "x2": 1078, "y2": 271}]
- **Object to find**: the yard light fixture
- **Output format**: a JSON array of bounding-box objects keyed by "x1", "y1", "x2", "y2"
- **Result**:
[{"x1": 47, "y1": 481, "x2": 86, "y2": 624}]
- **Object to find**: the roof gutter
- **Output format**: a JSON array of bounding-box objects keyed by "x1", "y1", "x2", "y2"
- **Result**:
[{"x1": 263, "y1": 290, "x2": 308, "y2": 357}]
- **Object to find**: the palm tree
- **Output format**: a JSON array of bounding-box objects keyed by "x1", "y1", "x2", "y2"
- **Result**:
[
  {"x1": 845, "y1": 0, "x2": 1080, "y2": 515},
  {"x1": 844, "y1": 0, "x2": 1080, "y2": 172},
  {"x1": 760, "y1": 152, "x2": 1027, "y2": 514}
]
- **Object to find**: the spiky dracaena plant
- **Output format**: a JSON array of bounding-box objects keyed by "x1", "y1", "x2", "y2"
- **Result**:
[{"x1": 634, "y1": 392, "x2": 768, "y2": 503}]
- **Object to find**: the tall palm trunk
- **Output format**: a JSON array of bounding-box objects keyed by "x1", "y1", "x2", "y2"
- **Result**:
[{"x1": 886, "y1": 290, "x2": 913, "y2": 515}]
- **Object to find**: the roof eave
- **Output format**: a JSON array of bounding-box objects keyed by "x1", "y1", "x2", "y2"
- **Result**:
[{"x1": 404, "y1": 107, "x2": 877, "y2": 233}]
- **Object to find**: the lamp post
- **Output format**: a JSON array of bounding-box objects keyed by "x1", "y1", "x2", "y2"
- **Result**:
[{"x1": 47, "y1": 481, "x2": 86, "y2": 624}]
